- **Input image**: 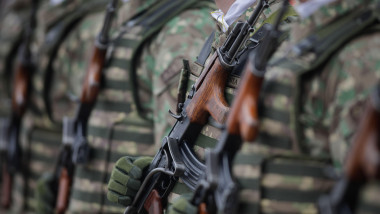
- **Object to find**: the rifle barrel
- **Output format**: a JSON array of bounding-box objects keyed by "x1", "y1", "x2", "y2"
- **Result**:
[{"x1": 98, "y1": 0, "x2": 118, "y2": 46}]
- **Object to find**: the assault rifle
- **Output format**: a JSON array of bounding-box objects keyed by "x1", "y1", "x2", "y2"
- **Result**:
[
  {"x1": 123, "y1": 1, "x2": 269, "y2": 213},
  {"x1": 318, "y1": 85, "x2": 380, "y2": 214},
  {"x1": 190, "y1": 1, "x2": 289, "y2": 213},
  {"x1": 1, "y1": 0, "x2": 38, "y2": 209},
  {"x1": 54, "y1": 1, "x2": 117, "y2": 213}
]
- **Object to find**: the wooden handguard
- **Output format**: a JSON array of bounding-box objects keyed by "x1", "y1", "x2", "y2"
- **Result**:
[
  {"x1": 56, "y1": 168, "x2": 72, "y2": 214},
  {"x1": 144, "y1": 189, "x2": 163, "y2": 214},
  {"x1": 186, "y1": 53, "x2": 230, "y2": 125},
  {"x1": 1, "y1": 164, "x2": 12, "y2": 209},
  {"x1": 226, "y1": 60, "x2": 262, "y2": 141},
  {"x1": 345, "y1": 99, "x2": 380, "y2": 181},
  {"x1": 12, "y1": 64, "x2": 30, "y2": 117},
  {"x1": 80, "y1": 47, "x2": 107, "y2": 104}
]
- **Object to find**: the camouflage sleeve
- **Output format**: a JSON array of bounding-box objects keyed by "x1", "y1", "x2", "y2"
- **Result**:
[
  {"x1": 301, "y1": 31, "x2": 380, "y2": 170},
  {"x1": 150, "y1": 7, "x2": 215, "y2": 146}
]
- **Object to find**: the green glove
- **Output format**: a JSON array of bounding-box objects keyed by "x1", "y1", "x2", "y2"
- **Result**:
[
  {"x1": 168, "y1": 194, "x2": 198, "y2": 214},
  {"x1": 107, "y1": 156, "x2": 153, "y2": 206},
  {"x1": 35, "y1": 173, "x2": 57, "y2": 214}
]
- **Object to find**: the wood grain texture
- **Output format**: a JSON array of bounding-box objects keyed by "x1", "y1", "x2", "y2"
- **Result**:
[
  {"x1": 345, "y1": 100, "x2": 380, "y2": 181},
  {"x1": 80, "y1": 47, "x2": 107, "y2": 104},
  {"x1": 144, "y1": 189, "x2": 163, "y2": 214},
  {"x1": 187, "y1": 53, "x2": 230, "y2": 125},
  {"x1": 56, "y1": 168, "x2": 72, "y2": 214},
  {"x1": 226, "y1": 60, "x2": 262, "y2": 142}
]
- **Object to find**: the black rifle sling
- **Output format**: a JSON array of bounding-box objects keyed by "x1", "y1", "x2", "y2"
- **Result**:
[{"x1": 196, "y1": 31, "x2": 215, "y2": 67}]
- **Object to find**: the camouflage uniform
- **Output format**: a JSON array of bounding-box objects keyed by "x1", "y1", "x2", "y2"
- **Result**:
[
  {"x1": 159, "y1": 1, "x2": 298, "y2": 213},
  {"x1": 0, "y1": 1, "x2": 31, "y2": 212},
  {"x1": 181, "y1": 0, "x2": 380, "y2": 213},
  {"x1": 216, "y1": 0, "x2": 380, "y2": 213},
  {"x1": 251, "y1": 0, "x2": 380, "y2": 213},
  {"x1": 6, "y1": 0, "x2": 111, "y2": 212},
  {"x1": 66, "y1": 0, "x2": 216, "y2": 213},
  {"x1": 112, "y1": 0, "x2": 380, "y2": 213},
  {"x1": 106, "y1": 1, "x2": 298, "y2": 213}
]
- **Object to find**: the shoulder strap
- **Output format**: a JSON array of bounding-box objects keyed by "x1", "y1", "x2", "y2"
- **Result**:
[
  {"x1": 291, "y1": 6, "x2": 380, "y2": 152},
  {"x1": 292, "y1": 6, "x2": 380, "y2": 73},
  {"x1": 259, "y1": 6, "x2": 380, "y2": 152}
]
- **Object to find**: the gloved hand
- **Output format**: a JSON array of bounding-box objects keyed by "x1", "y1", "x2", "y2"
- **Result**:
[
  {"x1": 168, "y1": 194, "x2": 198, "y2": 214},
  {"x1": 107, "y1": 156, "x2": 153, "y2": 206},
  {"x1": 35, "y1": 173, "x2": 57, "y2": 214}
]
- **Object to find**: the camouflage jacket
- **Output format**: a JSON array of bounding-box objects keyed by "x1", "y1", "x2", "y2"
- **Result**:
[
  {"x1": 66, "y1": 0, "x2": 216, "y2": 213},
  {"x1": 0, "y1": 1, "x2": 31, "y2": 213},
  {"x1": 7, "y1": 0, "x2": 110, "y2": 212},
  {"x1": 254, "y1": 0, "x2": 380, "y2": 213}
]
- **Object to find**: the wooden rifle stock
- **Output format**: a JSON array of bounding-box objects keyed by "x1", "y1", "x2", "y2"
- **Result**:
[
  {"x1": 345, "y1": 97, "x2": 380, "y2": 182},
  {"x1": 54, "y1": 34, "x2": 107, "y2": 214},
  {"x1": 186, "y1": 52, "x2": 230, "y2": 125},
  {"x1": 56, "y1": 167, "x2": 72, "y2": 214},
  {"x1": 80, "y1": 47, "x2": 107, "y2": 105},
  {"x1": 79, "y1": 0, "x2": 117, "y2": 106},
  {"x1": 1, "y1": 164, "x2": 12, "y2": 208},
  {"x1": 54, "y1": 0, "x2": 116, "y2": 210},
  {"x1": 1, "y1": 59, "x2": 32, "y2": 210},
  {"x1": 143, "y1": 190, "x2": 163, "y2": 214},
  {"x1": 139, "y1": 52, "x2": 231, "y2": 214},
  {"x1": 191, "y1": 57, "x2": 264, "y2": 214},
  {"x1": 12, "y1": 64, "x2": 31, "y2": 116},
  {"x1": 226, "y1": 59, "x2": 262, "y2": 141}
]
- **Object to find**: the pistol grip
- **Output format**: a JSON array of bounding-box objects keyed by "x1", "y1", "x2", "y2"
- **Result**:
[
  {"x1": 144, "y1": 189, "x2": 163, "y2": 214},
  {"x1": 198, "y1": 203, "x2": 208, "y2": 214},
  {"x1": 56, "y1": 168, "x2": 72, "y2": 214}
]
